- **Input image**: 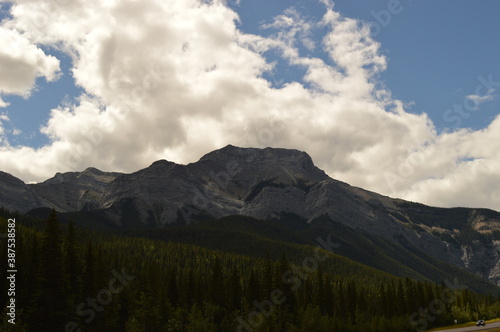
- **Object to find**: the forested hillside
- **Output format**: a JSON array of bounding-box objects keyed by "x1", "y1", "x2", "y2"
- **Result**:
[{"x1": 1, "y1": 210, "x2": 499, "y2": 331}]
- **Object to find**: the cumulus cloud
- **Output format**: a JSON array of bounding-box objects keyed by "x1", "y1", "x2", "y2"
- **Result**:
[
  {"x1": 0, "y1": 26, "x2": 60, "y2": 98},
  {"x1": 0, "y1": 0, "x2": 499, "y2": 211}
]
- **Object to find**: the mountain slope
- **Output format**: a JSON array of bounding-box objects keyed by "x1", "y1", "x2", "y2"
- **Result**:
[
  {"x1": 0, "y1": 171, "x2": 44, "y2": 212},
  {"x1": 30, "y1": 167, "x2": 123, "y2": 212},
  {"x1": 0, "y1": 145, "x2": 499, "y2": 286}
]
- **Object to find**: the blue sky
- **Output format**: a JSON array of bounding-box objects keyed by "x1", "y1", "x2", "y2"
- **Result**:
[
  {"x1": 0, "y1": 0, "x2": 499, "y2": 211},
  {"x1": 229, "y1": 0, "x2": 500, "y2": 131}
]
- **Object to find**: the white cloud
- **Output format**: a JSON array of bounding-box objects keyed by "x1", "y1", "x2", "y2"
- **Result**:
[
  {"x1": 466, "y1": 89, "x2": 495, "y2": 109},
  {"x1": 0, "y1": 97, "x2": 9, "y2": 108},
  {"x1": 0, "y1": 0, "x2": 498, "y2": 212},
  {"x1": 262, "y1": 8, "x2": 317, "y2": 56},
  {"x1": 0, "y1": 112, "x2": 22, "y2": 143},
  {"x1": 0, "y1": 113, "x2": 9, "y2": 143},
  {"x1": 0, "y1": 26, "x2": 60, "y2": 98}
]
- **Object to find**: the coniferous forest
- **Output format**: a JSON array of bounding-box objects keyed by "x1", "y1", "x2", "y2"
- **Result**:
[{"x1": 1, "y1": 209, "x2": 499, "y2": 332}]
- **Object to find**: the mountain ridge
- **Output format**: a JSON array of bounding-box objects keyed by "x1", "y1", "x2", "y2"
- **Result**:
[{"x1": 1, "y1": 145, "x2": 499, "y2": 285}]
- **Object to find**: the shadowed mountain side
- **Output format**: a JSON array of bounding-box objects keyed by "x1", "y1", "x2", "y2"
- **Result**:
[{"x1": 1, "y1": 145, "x2": 499, "y2": 285}]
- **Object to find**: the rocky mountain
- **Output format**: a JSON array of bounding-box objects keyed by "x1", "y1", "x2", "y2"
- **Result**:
[
  {"x1": 1, "y1": 145, "x2": 499, "y2": 286},
  {"x1": 0, "y1": 171, "x2": 45, "y2": 212},
  {"x1": 31, "y1": 167, "x2": 123, "y2": 212}
]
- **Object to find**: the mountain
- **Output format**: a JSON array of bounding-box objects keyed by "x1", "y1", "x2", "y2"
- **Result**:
[
  {"x1": 0, "y1": 171, "x2": 45, "y2": 212},
  {"x1": 31, "y1": 167, "x2": 123, "y2": 212},
  {"x1": 1, "y1": 145, "x2": 499, "y2": 287}
]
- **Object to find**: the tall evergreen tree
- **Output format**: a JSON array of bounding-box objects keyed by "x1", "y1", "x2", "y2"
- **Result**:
[
  {"x1": 33, "y1": 209, "x2": 68, "y2": 331},
  {"x1": 184, "y1": 268, "x2": 196, "y2": 307},
  {"x1": 23, "y1": 235, "x2": 39, "y2": 324},
  {"x1": 262, "y1": 252, "x2": 273, "y2": 298},
  {"x1": 82, "y1": 240, "x2": 96, "y2": 298},
  {"x1": 208, "y1": 257, "x2": 225, "y2": 308},
  {"x1": 245, "y1": 269, "x2": 260, "y2": 310},
  {"x1": 167, "y1": 268, "x2": 179, "y2": 307},
  {"x1": 228, "y1": 266, "x2": 242, "y2": 311},
  {"x1": 64, "y1": 220, "x2": 79, "y2": 299},
  {"x1": 274, "y1": 254, "x2": 296, "y2": 331},
  {"x1": 275, "y1": 254, "x2": 295, "y2": 312}
]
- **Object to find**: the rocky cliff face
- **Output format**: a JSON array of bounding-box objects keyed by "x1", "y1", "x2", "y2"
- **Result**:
[
  {"x1": 0, "y1": 171, "x2": 44, "y2": 212},
  {"x1": 1, "y1": 145, "x2": 499, "y2": 285},
  {"x1": 29, "y1": 167, "x2": 123, "y2": 212}
]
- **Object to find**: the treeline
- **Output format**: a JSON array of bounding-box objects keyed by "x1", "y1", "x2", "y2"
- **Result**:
[{"x1": 0, "y1": 211, "x2": 499, "y2": 331}]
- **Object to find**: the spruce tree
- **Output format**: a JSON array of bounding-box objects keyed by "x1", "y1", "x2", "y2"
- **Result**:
[
  {"x1": 245, "y1": 269, "x2": 260, "y2": 310},
  {"x1": 262, "y1": 252, "x2": 273, "y2": 298},
  {"x1": 208, "y1": 257, "x2": 225, "y2": 308},
  {"x1": 33, "y1": 209, "x2": 68, "y2": 331},
  {"x1": 82, "y1": 240, "x2": 96, "y2": 298},
  {"x1": 167, "y1": 268, "x2": 179, "y2": 307},
  {"x1": 184, "y1": 268, "x2": 196, "y2": 307},
  {"x1": 228, "y1": 266, "x2": 242, "y2": 311},
  {"x1": 64, "y1": 220, "x2": 79, "y2": 298}
]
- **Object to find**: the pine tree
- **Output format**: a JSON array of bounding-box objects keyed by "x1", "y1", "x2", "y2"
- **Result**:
[
  {"x1": 167, "y1": 268, "x2": 179, "y2": 307},
  {"x1": 323, "y1": 274, "x2": 334, "y2": 316},
  {"x1": 396, "y1": 279, "x2": 407, "y2": 316},
  {"x1": 228, "y1": 266, "x2": 242, "y2": 311},
  {"x1": 262, "y1": 252, "x2": 273, "y2": 298},
  {"x1": 245, "y1": 269, "x2": 260, "y2": 310},
  {"x1": 208, "y1": 257, "x2": 225, "y2": 308},
  {"x1": 64, "y1": 220, "x2": 79, "y2": 299},
  {"x1": 274, "y1": 254, "x2": 296, "y2": 331},
  {"x1": 82, "y1": 241, "x2": 96, "y2": 298},
  {"x1": 184, "y1": 268, "x2": 196, "y2": 307},
  {"x1": 22, "y1": 234, "x2": 39, "y2": 324},
  {"x1": 129, "y1": 291, "x2": 160, "y2": 331},
  {"x1": 314, "y1": 269, "x2": 326, "y2": 313},
  {"x1": 33, "y1": 209, "x2": 68, "y2": 331}
]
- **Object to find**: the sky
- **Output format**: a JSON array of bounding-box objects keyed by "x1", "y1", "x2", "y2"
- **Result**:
[{"x1": 0, "y1": 0, "x2": 499, "y2": 211}]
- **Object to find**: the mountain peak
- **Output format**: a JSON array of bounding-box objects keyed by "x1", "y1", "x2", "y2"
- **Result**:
[
  {"x1": 199, "y1": 145, "x2": 318, "y2": 169},
  {"x1": 149, "y1": 159, "x2": 175, "y2": 168},
  {"x1": 82, "y1": 167, "x2": 103, "y2": 174},
  {"x1": 194, "y1": 145, "x2": 329, "y2": 191}
]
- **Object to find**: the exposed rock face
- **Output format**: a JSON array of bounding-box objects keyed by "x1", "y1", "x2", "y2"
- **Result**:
[
  {"x1": 0, "y1": 168, "x2": 122, "y2": 213},
  {"x1": 0, "y1": 171, "x2": 44, "y2": 212},
  {"x1": 0, "y1": 145, "x2": 499, "y2": 285},
  {"x1": 30, "y1": 167, "x2": 123, "y2": 212}
]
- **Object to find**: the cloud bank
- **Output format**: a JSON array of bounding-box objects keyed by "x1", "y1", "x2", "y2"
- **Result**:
[{"x1": 0, "y1": 0, "x2": 499, "y2": 211}]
